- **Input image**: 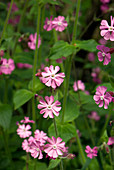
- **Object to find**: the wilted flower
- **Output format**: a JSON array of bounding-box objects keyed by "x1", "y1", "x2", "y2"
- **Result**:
[
  {"x1": 73, "y1": 80, "x2": 85, "y2": 92},
  {"x1": 52, "y1": 16, "x2": 68, "y2": 32},
  {"x1": 17, "y1": 124, "x2": 32, "y2": 138},
  {"x1": 85, "y1": 145, "x2": 98, "y2": 159},
  {"x1": 28, "y1": 33, "x2": 41, "y2": 50},
  {"x1": 0, "y1": 58, "x2": 15, "y2": 75},
  {"x1": 38, "y1": 96, "x2": 61, "y2": 118}
]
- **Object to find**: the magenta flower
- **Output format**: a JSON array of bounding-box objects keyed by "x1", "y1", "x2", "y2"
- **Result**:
[
  {"x1": 8, "y1": 16, "x2": 20, "y2": 26},
  {"x1": 0, "y1": 50, "x2": 4, "y2": 57},
  {"x1": 99, "y1": 38, "x2": 107, "y2": 45},
  {"x1": 93, "y1": 86, "x2": 112, "y2": 109},
  {"x1": 17, "y1": 124, "x2": 32, "y2": 138},
  {"x1": 17, "y1": 63, "x2": 32, "y2": 69},
  {"x1": 88, "y1": 52, "x2": 95, "y2": 62},
  {"x1": 100, "y1": 4, "x2": 109, "y2": 13},
  {"x1": 7, "y1": 2, "x2": 19, "y2": 13},
  {"x1": 96, "y1": 45, "x2": 111, "y2": 65},
  {"x1": 22, "y1": 139, "x2": 30, "y2": 152},
  {"x1": 38, "y1": 96, "x2": 61, "y2": 118},
  {"x1": 41, "y1": 65, "x2": 65, "y2": 89},
  {"x1": 73, "y1": 80, "x2": 85, "y2": 92},
  {"x1": 43, "y1": 16, "x2": 53, "y2": 31},
  {"x1": 28, "y1": 33, "x2": 41, "y2": 50},
  {"x1": 56, "y1": 57, "x2": 66, "y2": 63},
  {"x1": 91, "y1": 67, "x2": 101, "y2": 84},
  {"x1": 0, "y1": 58, "x2": 15, "y2": 75},
  {"x1": 20, "y1": 117, "x2": 35, "y2": 124},
  {"x1": 34, "y1": 129, "x2": 48, "y2": 146},
  {"x1": 100, "y1": 16, "x2": 114, "y2": 41},
  {"x1": 52, "y1": 16, "x2": 68, "y2": 32},
  {"x1": 107, "y1": 137, "x2": 114, "y2": 145},
  {"x1": 29, "y1": 140, "x2": 43, "y2": 159},
  {"x1": 44, "y1": 136, "x2": 67, "y2": 158},
  {"x1": 100, "y1": 0, "x2": 110, "y2": 3},
  {"x1": 88, "y1": 111, "x2": 100, "y2": 121},
  {"x1": 85, "y1": 145, "x2": 98, "y2": 159}
]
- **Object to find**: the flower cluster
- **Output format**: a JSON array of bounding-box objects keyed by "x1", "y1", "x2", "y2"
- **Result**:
[{"x1": 44, "y1": 16, "x2": 68, "y2": 32}]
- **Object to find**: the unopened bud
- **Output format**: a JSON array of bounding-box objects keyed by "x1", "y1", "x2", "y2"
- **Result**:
[{"x1": 0, "y1": 50, "x2": 4, "y2": 57}]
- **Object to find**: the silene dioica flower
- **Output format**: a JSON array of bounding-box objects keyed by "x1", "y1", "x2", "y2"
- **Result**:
[
  {"x1": 52, "y1": 16, "x2": 68, "y2": 32},
  {"x1": 0, "y1": 58, "x2": 15, "y2": 75},
  {"x1": 43, "y1": 16, "x2": 53, "y2": 31},
  {"x1": 28, "y1": 33, "x2": 41, "y2": 50},
  {"x1": 73, "y1": 80, "x2": 85, "y2": 92},
  {"x1": 85, "y1": 145, "x2": 98, "y2": 159},
  {"x1": 17, "y1": 124, "x2": 32, "y2": 138}
]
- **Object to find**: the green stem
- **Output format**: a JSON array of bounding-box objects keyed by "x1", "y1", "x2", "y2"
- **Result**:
[
  {"x1": 109, "y1": 148, "x2": 113, "y2": 170},
  {"x1": 0, "y1": 0, "x2": 14, "y2": 46},
  {"x1": 12, "y1": 0, "x2": 29, "y2": 56},
  {"x1": 53, "y1": 117, "x2": 58, "y2": 137},
  {"x1": 4, "y1": 78, "x2": 8, "y2": 104},
  {"x1": 32, "y1": 98, "x2": 36, "y2": 131}
]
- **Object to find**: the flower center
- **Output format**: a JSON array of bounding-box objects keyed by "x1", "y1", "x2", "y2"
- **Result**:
[
  {"x1": 108, "y1": 26, "x2": 113, "y2": 31},
  {"x1": 102, "y1": 52, "x2": 105, "y2": 57},
  {"x1": 5, "y1": 64, "x2": 9, "y2": 68},
  {"x1": 36, "y1": 148, "x2": 39, "y2": 152},
  {"x1": 58, "y1": 22, "x2": 62, "y2": 26},
  {"x1": 47, "y1": 21, "x2": 50, "y2": 25},
  {"x1": 51, "y1": 74, "x2": 55, "y2": 78},
  {"x1": 100, "y1": 96, "x2": 104, "y2": 100},
  {"x1": 47, "y1": 105, "x2": 52, "y2": 110},
  {"x1": 53, "y1": 145, "x2": 57, "y2": 149}
]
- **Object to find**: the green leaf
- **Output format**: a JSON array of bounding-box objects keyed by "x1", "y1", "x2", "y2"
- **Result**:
[
  {"x1": 74, "y1": 39, "x2": 98, "y2": 52},
  {"x1": 49, "y1": 40, "x2": 76, "y2": 59},
  {"x1": 48, "y1": 123, "x2": 76, "y2": 143},
  {"x1": 100, "y1": 130, "x2": 108, "y2": 144},
  {"x1": 14, "y1": 52, "x2": 33, "y2": 65},
  {"x1": 61, "y1": 0, "x2": 72, "y2": 4},
  {"x1": 13, "y1": 89, "x2": 34, "y2": 110},
  {"x1": 28, "y1": 79, "x2": 45, "y2": 92},
  {"x1": 0, "y1": 104, "x2": 12, "y2": 130},
  {"x1": 81, "y1": 158, "x2": 92, "y2": 170},
  {"x1": 39, "y1": 0, "x2": 60, "y2": 5},
  {"x1": 13, "y1": 69, "x2": 33, "y2": 79},
  {"x1": 48, "y1": 159, "x2": 61, "y2": 170}
]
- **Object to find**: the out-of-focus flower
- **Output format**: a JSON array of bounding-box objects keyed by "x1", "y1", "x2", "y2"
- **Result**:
[
  {"x1": 56, "y1": 57, "x2": 66, "y2": 63},
  {"x1": 100, "y1": 4, "x2": 109, "y2": 13},
  {"x1": 77, "y1": 129, "x2": 81, "y2": 138},
  {"x1": 17, "y1": 63, "x2": 32, "y2": 69},
  {"x1": 38, "y1": 96, "x2": 61, "y2": 118},
  {"x1": 17, "y1": 124, "x2": 32, "y2": 138},
  {"x1": 0, "y1": 50, "x2": 4, "y2": 57},
  {"x1": 41, "y1": 65, "x2": 65, "y2": 89},
  {"x1": 43, "y1": 16, "x2": 53, "y2": 31},
  {"x1": 7, "y1": 2, "x2": 19, "y2": 13},
  {"x1": 99, "y1": 38, "x2": 107, "y2": 45},
  {"x1": 88, "y1": 111, "x2": 100, "y2": 121},
  {"x1": 107, "y1": 137, "x2": 114, "y2": 145},
  {"x1": 96, "y1": 45, "x2": 111, "y2": 65},
  {"x1": 52, "y1": 16, "x2": 68, "y2": 32},
  {"x1": 93, "y1": 86, "x2": 112, "y2": 109},
  {"x1": 88, "y1": 53, "x2": 95, "y2": 62},
  {"x1": 34, "y1": 130, "x2": 48, "y2": 146},
  {"x1": 20, "y1": 117, "x2": 35, "y2": 124},
  {"x1": 91, "y1": 67, "x2": 101, "y2": 84},
  {"x1": 0, "y1": 58, "x2": 15, "y2": 75},
  {"x1": 85, "y1": 145, "x2": 98, "y2": 159},
  {"x1": 8, "y1": 15, "x2": 20, "y2": 26},
  {"x1": 73, "y1": 80, "x2": 85, "y2": 92},
  {"x1": 100, "y1": 16, "x2": 114, "y2": 41},
  {"x1": 100, "y1": 0, "x2": 110, "y2": 3},
  {"x1": 28, "y1": 33, "x2": 41, "y2": 50},
  {"x1": 44, "y1": 136, "x2": 67, "y2": 158}
]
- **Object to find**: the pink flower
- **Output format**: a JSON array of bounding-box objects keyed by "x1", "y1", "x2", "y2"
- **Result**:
[
  {"x1": 34, "y1": 129, "x2": 48, "y2": 146},
  {"x1": 85, "y1": 145, "x2": 98, "y2": 159},
  {"x1": 91, "y1": 67, "x2": 101, "y2": 84},
  {"x1": 7, "y1": 2, "x2": 19, "y2": 13},
  {"x1": 88, "y1": 53, "x2": 95, "y2": 62},
  {"x1": 52, "y1": 16, "x2": 68, "y2": 32},
  {"x1": 73, "y1": 80, "x2": 85, "y2": 92},
  {"x1": 100, "y1": 16, "x2": 114, "y2": 41},
  {"x1": 99, "y1": 38, "x2": 107, "y2": 45},
  {"x1": 56, "y1": 57, "x2": 66, "y2": 63},
  {"x1": 8, "y1": 16, "x2": 20, "y2": 26},
  {"x1": 44, "y1": 136, "x2": 67, "y2": 158},
  {"x1": 97, "y1": 45, "x2": 111, "y2": 65},
  {"x1": 107, "y1": 137, "x2": 114, "y2": 145},
  {"x1": 17, "y1": 124, "x2": 32, "y2": 138},
  {"x1": 22, "y1": 139, "x2": 30, "y2": 152},
  {"x1": 93, "y1": 86, "x2": 112, "y2": 109},
  {"x1": 100, "y1": 4, "x2": 109, "y2": 13},
  {"x1": 0, "y1": 58, "x2": 15, "y2": 75},
  {"x1": 100, "y1": 0, "x2": 110, "y2": 3},
  {"x1": 29, "y1": 140, "x2": 43, "y2": 159},
  {"x1": 17, "y1": 63, "x2": 32, "y2": 69},
  {"x1": 88, "y1": 111, "x2": 100, "y2": 121},
  {"x1": 77, "y1": 129, "x2": 81, "y2": 138},
  {"x1": 28, "y1": 33, "x2": 41, "y2": 50},
  {"x1": 0, "y1": 50, "x2": 4, "y2": 57},
  {"x1": 43, "y1": 16, "x2": 53, "y2": 31},
  {"x1": 41, "y1": 65, "x2": 65, "y2": 89},
  {"x1": 38, "y1": 96, "x2": 61, "y2": 118},
  {"x1": 20, "y1": 117, "x2": 35, "y2": 124},
  {"x1": 24, "y1": 63, "x2": 32, "y2": 69}
]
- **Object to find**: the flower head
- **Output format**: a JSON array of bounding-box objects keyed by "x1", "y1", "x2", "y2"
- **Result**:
[
  {"x1": 85, "y1": 145, "x2": 98, "y2": 159},
  {"x1": 28, "y1": 33, "x2": 41, "y2": 50},
  {"x1": 17, "y1": 124, "x2": 32, "y2": 138},
  {"x1": 93, "y1": 86, "x2": 112, "y2": 109},
  {"x1": 100, "y1": 0, "x2": 110, "y2": 3},
  {"x1": 41, "y1": 65, "x2": 65, "y2": 89},
  {"x1": 97, "y1": 45, "x2": 111, "y2": 65},
  {"x1": 107, "y1": 137, "x2": 114, "y2": 145},
  {"x1": 0, "y1": 58, "x2": 15, "y2": 75},
  {"x1": 20, "y1": 117, "x2": 35, "y2": 124},
  {"x1": 22, "y1": 139, "x2": 30, "y2": 152},
  {"x1": 73, "y1": 80, "x2": 85, "y2": 92},
  {"x1": 34, "y1": 129, "x2": 48, "y2": 146},
  {"x1": 100, "y1": 16, "x2": 114, "y2": 41},
  {"x1": 52, "y1": 16, "x2": 68, "y2": 32},
  {"x1": 43, "y1": 16, "x2": 53, "y2": 31},
  {"x1": 88, "y1": 111, "x2": 100, "y2": 121},
  {"x1": 44, "y1": 136, "x2": 67, "y2": 158},
  {"x1": 38, "y1": 96, "x2": 61, "y2": 118}
]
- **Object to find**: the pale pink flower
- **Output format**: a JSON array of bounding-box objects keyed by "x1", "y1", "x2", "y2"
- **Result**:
[
  {"x1": 85, "y1": 145, "x2": 98, "y2": 159},
  {"x1": 100, "y1": 16, "x2": 114, "y2": 41},
  {"x1": 38, "y1": 96, "x2": 61, "y2": 118},
  {"x1": 17, "y1": 124, "x2": 32, "y2": 138},
  {"x1": 0, "y1": 58, "x2": 15, "y2": 75},
  {"x1": 29, "y1": 140, "x2": 43, "y2": 159},
  {"x1": 107, "y1": 137, "x2": 114, "y2": 145},
  {"x1": 52, "y1": 16, "x2": 68, "y2": 32},
  {"x1": 43, "y1": 16, "x2": 53, "y2": 31},
  {"x1": 28, "y1": 33, "x2": 41, "y2": 50},
  {"x1": 41, "y1": 65, "x2": 65, "y2": 89},
  {"x1": 73, "y1": 80, "x2": 85, "y2": 92},
  {"x1": 88, "y1": 111, "x2": 100, "y2": 121},
  {"x1": 97, "y1": 45, "x2": 111, "y2": 65},
  {"x1": 22, "y1": 139, "x2": 30, "y2": 152},
  {"x1": 44, "y1": 136, "x2": 67, "y2": 158},
  {"x1": 20, "y1": 117, "x2": 35, "y2": 124},
  {"x1": 100, "y1": 0, "x2": 110, "y2": 3},
  {"x1": 93, "y1": 86, "x2": 112, "y2": 109},
  {"x1": 34, "y1": 130, "x2": 48, "y2": 146},
  {"x1": 88, "y1": 53, "x2": 95, "y2": 62}
]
